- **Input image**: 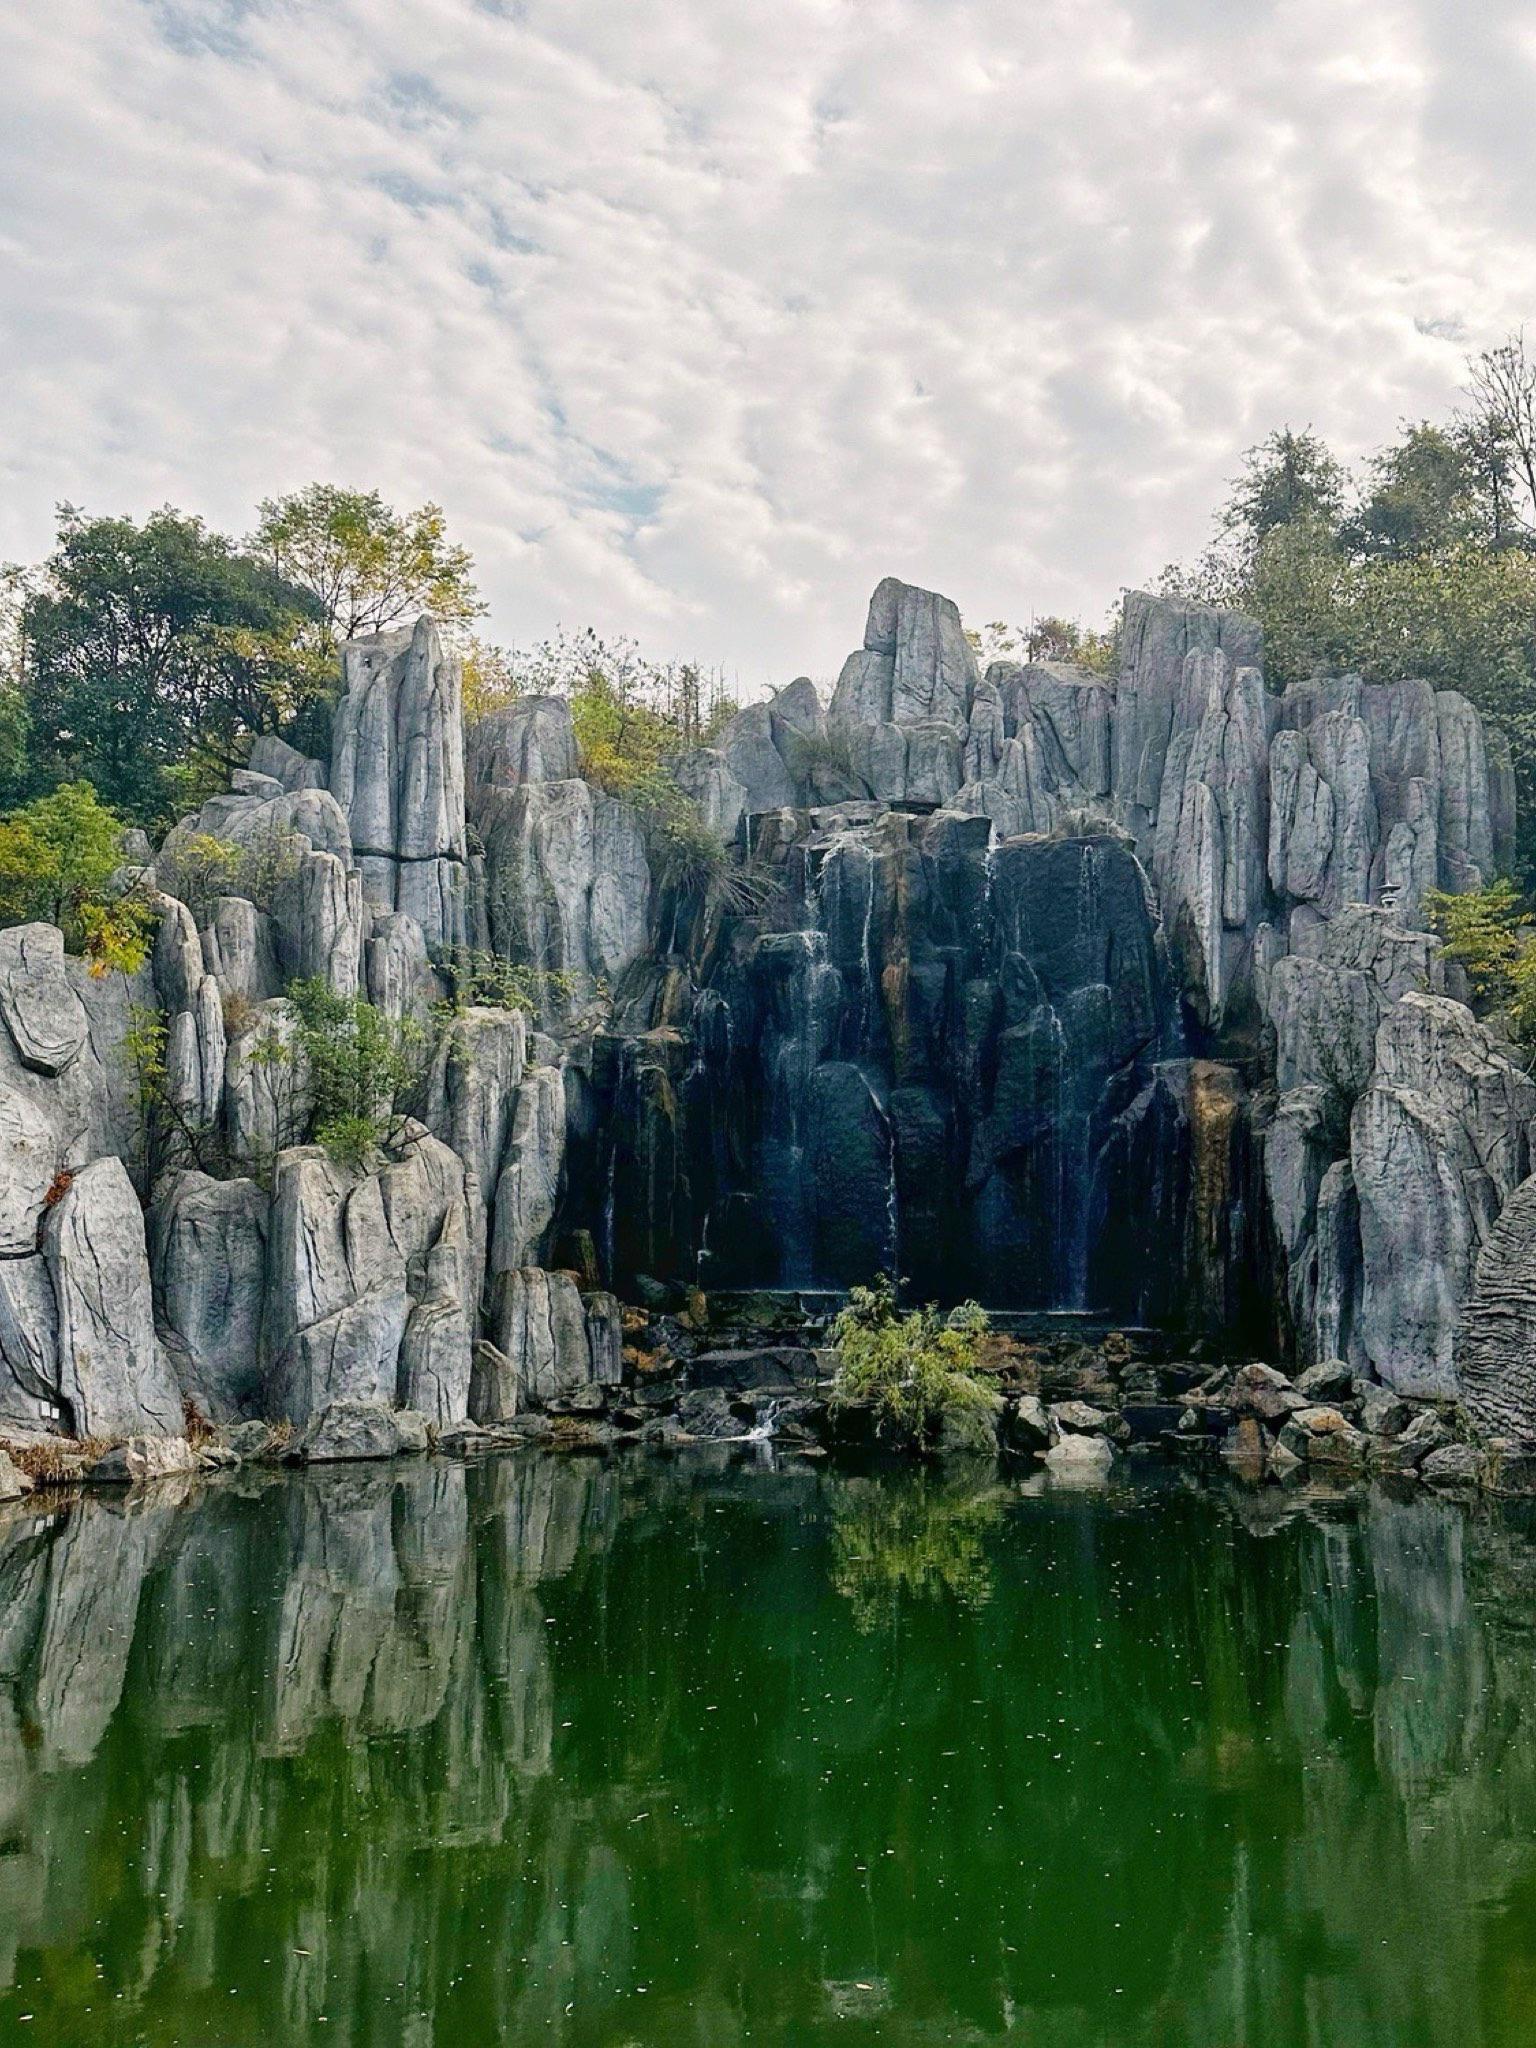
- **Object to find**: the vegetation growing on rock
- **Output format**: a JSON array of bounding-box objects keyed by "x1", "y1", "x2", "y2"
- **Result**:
[{"x1": 830, "y1": 1278, "x2": 994, "y2": 1451}]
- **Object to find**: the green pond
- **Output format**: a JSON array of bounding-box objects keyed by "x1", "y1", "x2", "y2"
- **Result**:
[{"x1": 3, "y1": 1452, "x2": 1536, "y2": 2046}]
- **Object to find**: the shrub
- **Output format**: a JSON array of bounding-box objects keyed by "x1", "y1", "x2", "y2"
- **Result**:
[
  {"x1": 287, "y1": 978, "x2": 426, "y2": 1168},
  {"x1": 0, "y1": 781, "x2": 137, "y2": 950},
  {"x1": 1426, "y1": 881, "x2": 1536, "y2": 1052},
  {"x1": 830, "y1": 1277, "x2": 994, "y2": 1449},
  {"x1": 156, "y1": 820, "x2": 304, "y2": 922},
  {"x1": 437, "y1": 948, "x2": 578, "y2": 1017}
]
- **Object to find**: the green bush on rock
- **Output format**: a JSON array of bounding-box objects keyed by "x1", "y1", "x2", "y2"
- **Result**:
[
  {"x1": 830, "y1": 1278, "x2": 995, "y2": 1452},
  {"x1": 286, "y1": 978, "x2": 426, "y2": 1169}
]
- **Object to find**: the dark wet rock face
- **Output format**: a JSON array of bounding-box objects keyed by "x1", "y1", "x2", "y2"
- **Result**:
[{"x1": 590, "y1": 807, "x2": 1264, "y2": 1335}]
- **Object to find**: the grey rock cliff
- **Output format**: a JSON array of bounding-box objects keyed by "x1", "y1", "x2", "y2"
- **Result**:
[{"x1": 330, "y1": 615, "x2": 468, "y2": 948}]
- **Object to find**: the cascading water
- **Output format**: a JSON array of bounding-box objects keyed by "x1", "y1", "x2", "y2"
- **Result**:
[{"x1": 589, "y1": 805, "x2": 1231, "y2": 1331}]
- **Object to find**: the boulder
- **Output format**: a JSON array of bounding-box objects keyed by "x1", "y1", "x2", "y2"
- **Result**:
[
  {"x1": 0, "y1": 1080, "x2": 60, "y2": 1255},
  {"x1": 0, "y1": 1256, "x2": 63, "y2": 1429},
  {"x1": 43, "y1": 1156, "x2": 183, "y2": 1439},
  {"x1": 330, "y1": 615, "x2": 469, "y2": 947},
  {"x1": 263, "y1": 1147, "x2": 408, "y2": 1426},
  {"x1": 269, "y1": 845, "x2": 366, "y2": 996},
  {"x1": 1352, "y1": 993, "x2": 1536, "y2": 1396},
  {"x1": 201, "y1": 894, "x2": 282, "y2": 1003},
  {"x1": 292, "y1": 1399, "x2": 425, "y2": 1462},
  {"x1": 1277, "y1": 1404, "x2": 1368, "y2": 1468},
  {"x1": 365, "y1": 912, "x2": 440, "y2": 1023},
  {"x1": 149, "y1": 1172, "x2": 268, "y2": 1420},
  {"x1": 480, "y1": 778, "x2": 651, "y2": 1006},
  {"x1": 1295, "y1": 1359, "x2": 1354, "y2": 1404},
  {"x1": 90, "y1": 1435, "x2": 198, "y2": 1485},
  {"x1": 830, "y1": 578, "x2": 978, "y2": 729},
  {"x1": 1356, "y1": 1382, "x2": 1410, "y2": 1437},
  {"x1": 489, "y1": 1268, "x2": 623, "y2": 1409},
  {"x1": 935, "y1": 1391, "x2": 1003, "y2": 1457},
  {"x1": 1002, "y1": 1394, "x2": 1052, "y2": 1453},
  {"x1": 223, "y1": 999, "x2": 311, "y2": 1164},
  {"x1": 1043, "y1": 1431, "x2": 1113, "y2": 1477},
  {"x1": 672, "y1": 746, "x2": 748, "y2": 843},
  {"x1": 1050, "y1": 1399, "x2": 1117, "y2": 1436},
  {"x1": 1420, "y1": 1442, "x2": 1483, "y2": 1489},
  {"x1": 1373, "y1": 1408, "x2": 1449, "y2": 1472},
  {"x1": 248, "y1": 733, "x2": 327, "y2": 791},
  {"x1": 0, "y1": 923, "x2": 89, "y2": 1075},
  {"x1": 488, "y1": 1063, "x2": 566, "y2": 1276},
  {"x1": 0, "y1": 1448, "x2": 34, "y2": 1500},
  {"x1": 467, "y1": 695, "x2": 578, "y2": 798},
  {"x1": 1229, "y1": 1363, "x2": 1306, "y2": 1423}
]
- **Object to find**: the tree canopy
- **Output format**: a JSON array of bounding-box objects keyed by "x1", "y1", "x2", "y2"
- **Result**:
[
  {"x1": 18, "y1": 506, "x2": 326, "y2": 823},
  {"x1": 3, "y1": 489, "x2": 486, "y2": 833},
  {"x1": 250, "y1": 485, "x2": 483, "y2": 642},
  {"x1": 1161, "y1": 333, "x2": 1536, "y2": 875}
]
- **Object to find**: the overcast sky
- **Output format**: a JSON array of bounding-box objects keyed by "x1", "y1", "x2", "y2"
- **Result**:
[{"x1": 3, "y1": 0, "x2": 1536, "y2": 692}]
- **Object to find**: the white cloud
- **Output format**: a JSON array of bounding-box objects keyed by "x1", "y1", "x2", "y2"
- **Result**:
[{"x1": 1, "y1": 0, "x2": 1535, "y2": 691}]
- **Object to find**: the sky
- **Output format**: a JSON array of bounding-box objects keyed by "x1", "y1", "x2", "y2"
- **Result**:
[{"x1": 3, "y1": 0, "x2": 1536, "y2": 695}]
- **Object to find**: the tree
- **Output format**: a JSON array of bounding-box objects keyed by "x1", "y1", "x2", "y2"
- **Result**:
[
  {"x1": 1344, "y1": 422, "x2": 1481, "y2": 559},
  {"x1": 0, "y1": 781, "x2": 129, "y2": 936},
  {"x1": 1426, "y1": 881, "x2": 1536, "y2": 1053},
  {"x1": 1223, "y1": 427, "x2": 1348, "y2": 564},
  {"x1": 286, "y1": 977, "x2": 427, "y2": 1168},
  {"x1": 461, "y1": 636, "x2": 523, "y2": 722},
  {"x1": 21, "y1": 506, "x2": 324, "y2": 824},
  {"x1": 1161, "y1": 390, "x2": 1536, "y2": 877},
  {"x1": 830, "y1": 1276, "x2": 994, "y2": 1450},
  {"x1": 1465, "y1": 330, "x2": 1536, "y2": 538},
  {"x1": 966, "y1": 614, "x2": 1117, "y2": 675},
  {"x1": 250, "y1": 485, "x2": 484, "y2": 643}
]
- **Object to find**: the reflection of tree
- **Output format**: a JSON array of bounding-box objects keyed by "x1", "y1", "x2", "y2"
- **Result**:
[{"x1": 828, "y1": 1470, "x2": 1006, "y2": 1632}]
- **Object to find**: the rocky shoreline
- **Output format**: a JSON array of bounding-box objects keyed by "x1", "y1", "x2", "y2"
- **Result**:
[{"x1": 1, "y1": 1288, "x2": 1517, "y2": 1507}]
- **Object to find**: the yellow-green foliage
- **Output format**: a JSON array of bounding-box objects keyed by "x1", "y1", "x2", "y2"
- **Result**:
[
  {"x1": 831, "y1": 1277, "x2": 993, "y2": 1448},
  {"x1": 1427, "y1": 881, "x2": 1536, "y2": 1051},
  {"x1": 0, "y1": 780, "x2": 152, "y2": 971}
]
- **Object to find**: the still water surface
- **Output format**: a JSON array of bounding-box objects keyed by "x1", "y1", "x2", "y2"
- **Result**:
[{"x1": 2, "y1": 1452, "x2": 1536, "y2": 2046}]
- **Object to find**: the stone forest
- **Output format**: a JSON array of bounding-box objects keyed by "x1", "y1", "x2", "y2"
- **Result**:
[{"x1": 0, "y1": 574, "x2": 1533, "y2": 1478}]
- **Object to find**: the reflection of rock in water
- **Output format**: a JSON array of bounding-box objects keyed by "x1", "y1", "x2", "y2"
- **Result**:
[{"x1": 5, "y1": 1469, "x2": 1536, "y2": 2041}]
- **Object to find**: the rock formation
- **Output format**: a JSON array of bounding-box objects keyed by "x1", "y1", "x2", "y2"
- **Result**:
[{"x1": 5, "y1": 570, "x2": 1536, "y2": 1458}]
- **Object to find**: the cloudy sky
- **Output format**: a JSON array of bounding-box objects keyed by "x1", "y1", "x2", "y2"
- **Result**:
[{"x1": 3, "y1": 0, "x2": 1536, "y2": 691}]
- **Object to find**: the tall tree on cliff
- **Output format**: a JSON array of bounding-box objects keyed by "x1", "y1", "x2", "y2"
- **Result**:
[
  {"x1": 20, "y1": 506, "x2": 325, "y2": 826},
  {"x1": 249, "y1": 485, "x2": 484, "y2": 643},
  {"x1": 1161, "y1": 360, "x2": 1536, "y2": 875}
]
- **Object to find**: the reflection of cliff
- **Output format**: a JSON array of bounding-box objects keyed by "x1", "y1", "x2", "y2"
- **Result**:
[{"x1": 4, "y1": 1466, "x2": 1536, "y2": 2042}]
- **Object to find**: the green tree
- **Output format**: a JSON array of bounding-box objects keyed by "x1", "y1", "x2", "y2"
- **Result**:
[
  {"x1": 1163, "y1": 383, "x2": 1536, "y2": 876},
  {"x1": 0, "y1": 780, "x2": 131, "y2": 938},
  {"x1": 1464, "y1": 330, "x2": 1536, "y2": 538},
  {"x1": 250, "y1": 485, "x2": 484, "y2": 643},
  {"x1": 1344, "y1": 422, "x2": 1481, "y2": 559},
  {"x1": 1223, "y1": 427, "x2": 1348, "y2": 564},
  {"x1": 286, "y1": 977, "x2": 426, "y2": 1168},
  {"x1": 1426, "y1": 880, "x2": 1536, "y2": 1053},
  {"x1": 21, "y1": 506, "x2": 324, "y2": 824}
]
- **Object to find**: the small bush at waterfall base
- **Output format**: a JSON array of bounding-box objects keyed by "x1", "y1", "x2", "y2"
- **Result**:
[{"x1": 830, "y1": 1278, "x2": 993, "y2": 1450}]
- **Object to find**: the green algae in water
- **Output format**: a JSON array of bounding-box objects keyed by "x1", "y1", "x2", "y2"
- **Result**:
[{"x1": 2, "y1": 1455, "x2": 1536, "y2": 2045}]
